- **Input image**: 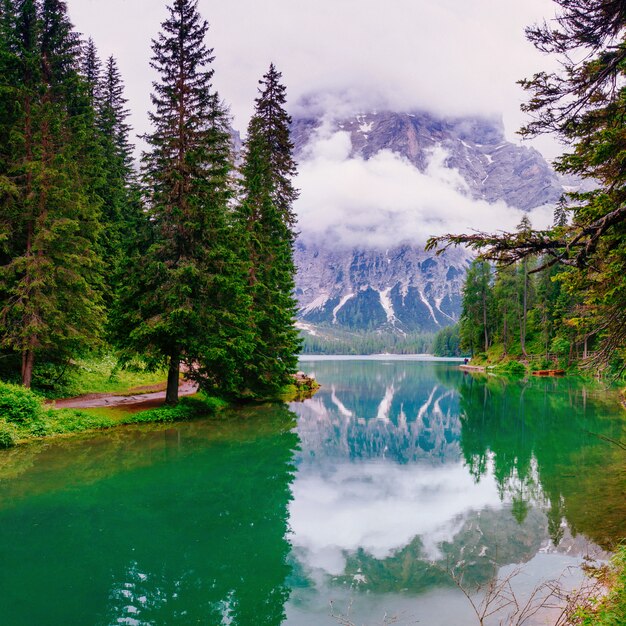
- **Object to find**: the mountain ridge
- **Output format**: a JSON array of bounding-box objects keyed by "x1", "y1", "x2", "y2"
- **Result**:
[{"x1": 290, "y1": 108, "x2": 563, "y2": 336}]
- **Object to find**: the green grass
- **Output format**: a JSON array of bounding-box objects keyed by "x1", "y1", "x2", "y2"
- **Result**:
[
  {"x1": 60, "y1": 354, "x2": 167, "y2": 397},
  {"x1": 40, "y1": 395, "x2": 227, "y2": 437},
  {"x1": 0, "y1": 380, "x2": 227, "y2": 447},
  {"x1": 575, "y1": 546, "x2": 626, "y2": 625}
]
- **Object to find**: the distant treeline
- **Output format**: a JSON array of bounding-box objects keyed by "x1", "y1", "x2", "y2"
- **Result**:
[{"x1": 301, "y1": 330, "x2": 434, "y2": 355}]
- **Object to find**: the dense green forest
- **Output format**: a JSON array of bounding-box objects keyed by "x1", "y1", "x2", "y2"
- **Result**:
[
  {"x1": 428, "y1": 0, "x2": 626, "y2": 377},
  {"x1": 0, "y1": 0, "x2": 300, "y2": 402},
  {"x1": 434, "y1": 218, "x2": 575, "y2": 365},
  {"x1": 301, "y1": 328, "x2": 434, "y2": 355}
]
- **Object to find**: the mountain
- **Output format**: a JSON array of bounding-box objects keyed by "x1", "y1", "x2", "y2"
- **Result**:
[
  {"x1": 291, "y1": 109, "x2": 563, "y2": 337},
  {"x1": 294, "y1": 244, "x2": 468, "y2": 333}
]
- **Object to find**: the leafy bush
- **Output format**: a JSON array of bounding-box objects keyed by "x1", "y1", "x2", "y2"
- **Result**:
[
  {"x1": 131, "y1": 396, "x2": 225, "y2": 423},
  {"x1": 0, "y1": 420, "x2": 19, "y2": 448},
  {"x1": 494, "y1": 360, "x2": 527, "y2": 376},
  {"x1": 0, "y1": 382, "x2": 44, "y2": 423},
  {"x1": 28, "y1": 419, "x2": 50, "y2": 437}
]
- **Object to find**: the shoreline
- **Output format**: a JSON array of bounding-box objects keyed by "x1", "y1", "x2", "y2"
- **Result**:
[{"x1": 459, "y1": 364, "x2": 487, "y2": 373}]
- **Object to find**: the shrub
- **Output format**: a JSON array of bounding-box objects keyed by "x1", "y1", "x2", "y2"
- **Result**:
[
  {"x1": 494, "y1": 360, "x2": 527, "y2": 376},
  {"x1": 0, "y1": 420, "x2": 19, "y2": 448},
  {"x1": 131, "y1": 395, "x2": 225, "y2": 423},
  {"x1": 0, "y1": 382, "x2": 44, "y2": 423}
]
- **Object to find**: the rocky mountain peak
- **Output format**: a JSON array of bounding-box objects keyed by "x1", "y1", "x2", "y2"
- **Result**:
[{"x1": 290, "y1": 107, "x2": 563, "y2": 337}]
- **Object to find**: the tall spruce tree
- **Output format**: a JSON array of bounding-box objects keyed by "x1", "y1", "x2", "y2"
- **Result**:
[
  {"x1": 238, "y1": 63, "x2": 301, "y2": 396},
  {"x1": 94, "y1": 54, "x2": 137, "y2": 295},
  {"x1": 81, "y1": 37, "x2": 101, "y2": 107},
  {"x1": 114, "y1": 0, "x2": 253, "y2": 403},
  {"x1": 0, "y1": 0, "x2": 103, "y2": 387},
  {"x1": 459, "y1": 260, "x2": 493, "y2": 355}
]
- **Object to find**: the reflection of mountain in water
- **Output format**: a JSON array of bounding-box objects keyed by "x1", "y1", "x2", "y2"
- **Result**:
[
  {"x1": 290, "y1": 360, "x2": 623, "y2": 597},
  {"x1": 292, "y1": 360, "x2": 462, "y2": 464}
]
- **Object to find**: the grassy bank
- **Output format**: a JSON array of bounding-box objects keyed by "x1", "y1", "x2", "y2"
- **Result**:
[
  {"x1": 573, "y1": 546, "x2": 626, "y2": 625},
  {"x1": 0, "y1": 381, "x2": 226, "y2": 448},
  {"x1": 33, "y1": 354, "x2": 169, "y2": 399}
]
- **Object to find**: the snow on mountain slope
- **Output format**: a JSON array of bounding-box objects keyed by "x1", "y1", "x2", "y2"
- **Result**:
[{"x1": 291, "y1": 109, "x2": 562, "y2": 334}]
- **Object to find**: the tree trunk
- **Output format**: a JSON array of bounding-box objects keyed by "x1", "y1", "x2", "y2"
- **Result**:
[
  {"x1": 21, "y1": 348, "x2": 35, "y2": 388},
  {"x1": 502, "y1": 306, "x2": 508, "y2": 356},
  {"x1": 165, "y1": 353, "x2": 180, "y2": 405},
  {"x1": 483, "y1": 291, "x2": 489, "y2": 353},
  {"x1": 521, "y1": 262, "x2": 528, "y2": 357}
]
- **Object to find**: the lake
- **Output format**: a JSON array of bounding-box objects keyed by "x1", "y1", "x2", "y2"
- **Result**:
[{"x1": 0, "y1": 358, "x2": 624, "y2": 625}]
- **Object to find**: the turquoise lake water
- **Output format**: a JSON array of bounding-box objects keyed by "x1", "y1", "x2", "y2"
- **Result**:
[{"x1": 0, "y1": 358, "x2": 624, "y2": 625}]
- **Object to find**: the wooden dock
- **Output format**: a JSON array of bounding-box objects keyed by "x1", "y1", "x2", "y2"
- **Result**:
[{"x1": 459, "y1": 364, "x2": 486, "y2": 373}]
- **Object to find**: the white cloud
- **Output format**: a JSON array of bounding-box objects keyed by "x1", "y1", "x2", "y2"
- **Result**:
[
  {"x1": 295, "y1": 128, "x2": 555, "y2": 248},
  {"x1": 289, "y1": 460, "x2": 503, "y2": 576},
  {"x1": 65, "y1": 0, "x2": 561, "y2": 243},
  {"x1": 67, "y1": 0, "x2": 560, "y2": 158}
]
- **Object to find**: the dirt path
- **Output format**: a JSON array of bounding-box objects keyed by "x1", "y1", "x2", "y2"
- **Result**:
[{"x1": 51, "y1": 380, "x2": 199, "y2": 410}]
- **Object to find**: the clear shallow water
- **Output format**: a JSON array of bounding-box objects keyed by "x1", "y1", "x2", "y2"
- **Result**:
[{"x1": 0, "y1": 359, "x2": 624, "y2": 625}]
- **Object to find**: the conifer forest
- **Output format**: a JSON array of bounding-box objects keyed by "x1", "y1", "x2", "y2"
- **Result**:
[{"x1": 0, "y1": 0, "x2": 300, "y2": 402}]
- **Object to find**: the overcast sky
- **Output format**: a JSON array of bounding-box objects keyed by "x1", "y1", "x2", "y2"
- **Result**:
[
  {"x1": 67, "y1": 0, "x2": 558, "y2": 150},
  {"x1": 67, "y1": 0, "x2": 562, "y2": 247}
]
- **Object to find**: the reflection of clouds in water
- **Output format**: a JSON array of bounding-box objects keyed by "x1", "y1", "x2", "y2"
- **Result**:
[{"x1": 289, "y1": 460, "x2": 503, "y2": 576}]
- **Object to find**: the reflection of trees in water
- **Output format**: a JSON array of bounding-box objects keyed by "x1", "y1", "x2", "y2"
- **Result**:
[
  {"x1": 0, "y1": 405, "x2": 299, "y2": 626},
  {"x1": 324, "y1": 505, "x2": 555, "y2": 596},
  {"x1": 457, "y1": 375, "x2": 626, "y2": 550},
  {"x1": 290, "y1": 363, "x2": 623, "y2": 596}
]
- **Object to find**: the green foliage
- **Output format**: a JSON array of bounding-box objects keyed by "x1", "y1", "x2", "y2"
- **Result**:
[
  {"x1": 575, "y1": 546, "x2": 626, "y2": 626},
  {"x1": 429, "y1": 1, "x2": 626, "y2": 372},
  {"x1": 47, "y1": 395, "x2": 225, "y2": 435},
  {"x1": 433, "y1": 324, "x2": 464, "y2": 357},
  {"x1": 0, "y1": 0, "x2": 105, "y2": 387},
  {"x1": 128, "y1": 396, "x2": 226, "y2": 423},
  {"x1": 60, "y1": 354, "x2": 166, "y2": 397},
  {"x1": 301, "y1": 329, "x2": 433, "y2": 355},
  {"x1": 459, "y1": 260, "x2": 494, "y2": 355},
  {"x1": 456, "y1": 250, "x2": 590, "y2": 368},
  {"x1": 0, "y1": 419, "x2": 18, "y2": 448},
  {"x1": 11, "y1": 392, "x2": 227, "y2": 440},
  {"x1": 492, "y1": 360, "x2": 527, "y2": 377},
  {"x1": 45, "y1": 409, "x2": 113, "y2": 434},
  {"x1": 0, "y1": 381, "x2": 43, "y2": 423},
  {"x1": 236, "y1": 63, "x2": 301, "y2": 397},
  {"x1": 113, "y1": 0, "x2": 255, "y2": 403}
]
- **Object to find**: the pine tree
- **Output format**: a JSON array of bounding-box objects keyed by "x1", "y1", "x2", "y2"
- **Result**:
[
  {"x1": 426, "y1": 1, "x2": 626, "y2": 369},
  {"x1": 238, "y1": 64, "x2": 301, "y2": 396},
  {"x1": 95, "y1": 54, "x2": 137, "y2": 294},
  {"x1": 0, "y1": 0, "x2": 103, "y2": 387},
  {"x1": 81, "y1": 37, "x2": 101, "y2": 108},
  {"x1": 115, "y1": 0, "x2": 253, "y2": 403},
  {"x1": 459, "y1": 260, "x2": 493, "y2": 355},
  {"x1": 0, "y1": 0, "x2": 20, "y2": 222}
]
